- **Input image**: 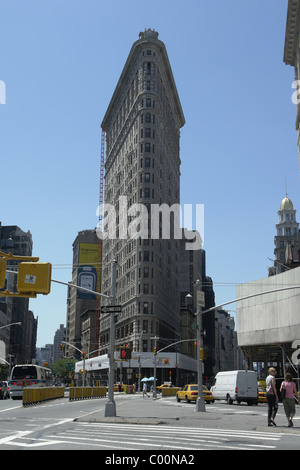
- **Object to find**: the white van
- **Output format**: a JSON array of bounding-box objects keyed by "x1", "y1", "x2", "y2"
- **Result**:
[{"x1": 211, "y1": 370, "x2": 258, "y2": 405}]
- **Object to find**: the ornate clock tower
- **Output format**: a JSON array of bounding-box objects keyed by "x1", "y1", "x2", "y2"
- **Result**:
[{"x1": 274, "y1": 195, "x2": 299, "y2": 273}]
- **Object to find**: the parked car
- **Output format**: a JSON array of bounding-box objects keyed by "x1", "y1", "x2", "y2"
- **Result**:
[
  {"x1": 176, "y1": 384, "x2": 214, "y2": 404},
  {"x1": 0, "y1": 381, "x2": 10, "y2": 399},
  {"x1": 210, "y1": 370, "x2": 258, "y2": 405}
]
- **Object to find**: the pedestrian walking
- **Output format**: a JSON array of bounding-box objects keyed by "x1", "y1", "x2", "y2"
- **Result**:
[
  {"x1": 266, "y1": 367, "x2": 279, "y2": 426},
  {"x1": 142, "y1": 381, "x2": 149, "y2": 398},
  {"x1": 280, "y1": 373, "x2": 298, "y2": 427}
]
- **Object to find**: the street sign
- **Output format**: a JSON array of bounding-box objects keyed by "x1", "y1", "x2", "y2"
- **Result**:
[
  {"x1": 65, "y1": 362, "x2": 75, "y2": 373},
  {"x1": 100, "y1": 305, "x2": 122, "y2": 314},
  {"x1": 197, "y1": 290, "x2": 205, "y2": 308}
]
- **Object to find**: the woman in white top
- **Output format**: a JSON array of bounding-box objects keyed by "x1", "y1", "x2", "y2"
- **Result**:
[{"x1": 266, "y1": 367, "x2": 279, "y2": 426}]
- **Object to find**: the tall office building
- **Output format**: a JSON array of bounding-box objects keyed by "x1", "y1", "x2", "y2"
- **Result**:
[
  {"x1": 100, "y1": 29, "x2": 185, "y2": 354},
  {"x1": 53, "y1": 324, "x2": 65, "y2": 363},
  {"x1": 0, "y1": 223, "x2": 37, "y2": 364},
  {"x1": 284, "y1": 0, "x2": 300, "y2": 170},
  {"x1": 66, "y1": 229, "x2": 101, "y2": 358}
]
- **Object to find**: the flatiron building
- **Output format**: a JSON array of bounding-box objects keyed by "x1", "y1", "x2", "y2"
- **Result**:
[{"x1": 100, "y1": 29, "x2": 185, "y2": 354}]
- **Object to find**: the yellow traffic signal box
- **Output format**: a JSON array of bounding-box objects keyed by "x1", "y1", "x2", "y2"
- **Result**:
[
  {"x1": 199, "y1": 347, "x2": 205, "y2": 361},
  {"x1": 0, "y1": 258, "x2": 7, "y2": 289},
  {"x1": 17, "y1": 262, "x2": 52, "y2": 295}
]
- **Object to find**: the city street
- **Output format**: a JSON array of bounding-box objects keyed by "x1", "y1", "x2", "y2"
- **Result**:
[{"x1": 0, "y1": 394, "x2": 299, "y2": 452}]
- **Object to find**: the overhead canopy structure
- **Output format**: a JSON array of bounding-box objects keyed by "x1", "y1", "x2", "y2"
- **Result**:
[{"x1": 236, "y1": 267, "x2": 300, "y2": 369}]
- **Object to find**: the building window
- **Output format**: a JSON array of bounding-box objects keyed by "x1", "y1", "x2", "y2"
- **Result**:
[
  {"x1": 143, "y1": 302, "x2": 148, "y2": 314},
  {"x1": 145, "y1": 143, "x2": 151, "y2": 152},
  {"x1": 143, "y1": 284, "x2": 149, "y2": 294},
  {"x1": 146, "y1": 113, "x2": 151, "y2": 123}
]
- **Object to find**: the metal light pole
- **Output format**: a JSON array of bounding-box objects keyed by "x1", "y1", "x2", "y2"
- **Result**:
[
  {"x1": 195, "y1": 280, "x2": 206, "y2": 412},
  {"x1": 185, "y1": 289, "x2": 205, "y2": 412},
  {"x1": 0, "y1": 322, "x2": 22, "y2": 330},
  {"x1": 138, "y1": 330, "x2": 145, "y2": 393},
  {"x1": 152, "y1": 335, "x2": 159, "y2": 399},
  {"x1": 105, "y1": 259, "x2": 117, "y2": 417}
]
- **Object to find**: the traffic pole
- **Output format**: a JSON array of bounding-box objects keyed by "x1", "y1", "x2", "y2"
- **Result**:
[{"x1": 105, "y1": 259, "x2": 117, "y2": 417}]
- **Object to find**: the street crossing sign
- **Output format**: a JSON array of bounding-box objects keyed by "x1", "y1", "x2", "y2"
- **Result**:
[{"x1": 100, "y1": 305, "x2": 122, "y2": 314}]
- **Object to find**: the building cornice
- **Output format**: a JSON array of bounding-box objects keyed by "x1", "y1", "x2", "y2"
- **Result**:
[{"x1": 284, "y1": 0, "x2": 300, "y2": 66}]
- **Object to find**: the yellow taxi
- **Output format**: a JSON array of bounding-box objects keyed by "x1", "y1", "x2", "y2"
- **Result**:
[
  {"x1": 157, "y1": 382, "x2": 174, "y2": 392},
  {"x1": 113, "y1": 383, "x2": 123, "y2": 392},
  {"x1": 176, "y1": 384, "x2": 214, "y2": 404},
  {"x1": 258, "y1": 386, "x2": 267, "y2": 403},
  {"x1": 257, "y1": 380, "x2": 267, "y2": 403}
]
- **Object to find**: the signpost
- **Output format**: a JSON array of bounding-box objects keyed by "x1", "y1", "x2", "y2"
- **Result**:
[{"x1": 100, "y1": 305, "x2": 122, "y2": 314}]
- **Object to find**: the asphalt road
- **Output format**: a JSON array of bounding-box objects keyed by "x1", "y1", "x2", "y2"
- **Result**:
[{"x1": 0, "y1": 394, "x2": 299, "y2": 452}]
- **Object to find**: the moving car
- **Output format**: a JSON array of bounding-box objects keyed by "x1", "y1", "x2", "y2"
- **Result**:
[
  {"x1": 0, "y1": 381, "x2": 10, "y2": 399},
  {"x1": 210, "y1": 370, "x2": 258, "y2": 405},
  {"x1": 176, "y1": 384, "x2": 214, "y2": 403},
  {"x1": 258, "y1": 386, "x2": 267, "y2": 403},
  {"x1": 157, "y1": 382, "x2": 174, "y2": 392}
]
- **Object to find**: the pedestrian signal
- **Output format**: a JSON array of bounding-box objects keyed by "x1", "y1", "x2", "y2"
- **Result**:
[{"x1": 120, "y1": 347, "x2": 131, "y2": 360}]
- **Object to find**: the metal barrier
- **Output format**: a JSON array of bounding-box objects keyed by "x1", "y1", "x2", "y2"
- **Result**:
[
  {"x1": 23, "y1": 387, "x2": 65, "y2": 406},
  {"x1": 161, "y1": 387, "x2": 180, "y2": 397},
  {"x1": 69, "y1": 386, "x2": 107, "y2": 401}
]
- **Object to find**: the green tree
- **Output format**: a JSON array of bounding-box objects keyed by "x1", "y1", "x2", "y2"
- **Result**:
[{"x1": 51, "y1": 358, "x2": 75, "y2": 382}]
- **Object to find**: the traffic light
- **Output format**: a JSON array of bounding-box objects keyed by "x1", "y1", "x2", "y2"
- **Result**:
[
  {"x1": 17, "y1": 262, "x2": 52, "y2": 295},
  {"x1": 194, "y1": 341, "x2": 197, "y2": 350},
  {"x1": 0, "y1": 258, "x2": 7, "y2": 289},
  {"x1": 82, "y1": 351, "x2": 86, "y2": 359},
  {"x1": 120, "y1": 346, "x2": 131, "y2": 360},
  {"x1": 60, "y1": 344, "x2": 63, "y2": 351},
  {"x1": 0, "y1": 251, "x2": 49, "y2": 298},
  {"x1": 154, "y1": 347, "x2": 157, "y2": 356}
]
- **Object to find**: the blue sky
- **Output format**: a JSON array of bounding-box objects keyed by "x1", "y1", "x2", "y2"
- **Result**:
[{"x1": 0, "y1": 0, "x2": 298, "y2": 347}]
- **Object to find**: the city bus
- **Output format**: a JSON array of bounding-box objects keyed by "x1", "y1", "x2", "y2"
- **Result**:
[{"x1": 9, "y1": 364, "x2": 53, "y2": 399}]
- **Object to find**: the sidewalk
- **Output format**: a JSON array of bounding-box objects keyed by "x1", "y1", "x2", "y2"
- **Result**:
[{"x1": 75, "y1": 394, "x2": 300, "y2": 434}]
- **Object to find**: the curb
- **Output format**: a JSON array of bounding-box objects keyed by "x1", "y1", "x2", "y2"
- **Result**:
[
  {"x1": 255, "y1": 426, "x2": 300, "y2": 434},
  {"x1": 75, "y1": 415, "x2": 163, "y2": 425}
]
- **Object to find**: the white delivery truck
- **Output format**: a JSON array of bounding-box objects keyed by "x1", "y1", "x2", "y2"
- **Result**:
[{"x1": 211, "y1": 370, "x2": 258, "y2": 405}]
